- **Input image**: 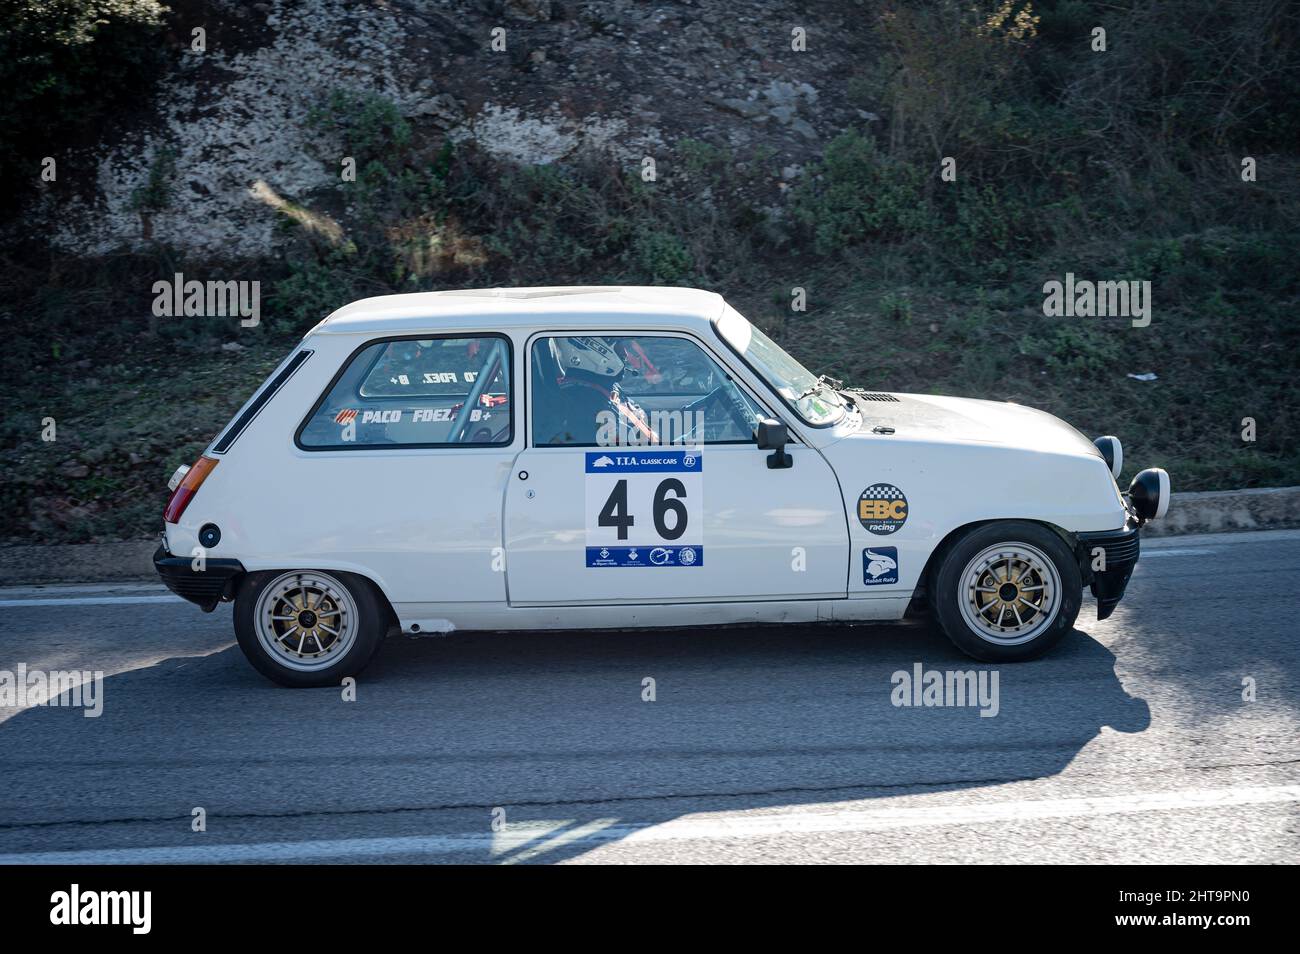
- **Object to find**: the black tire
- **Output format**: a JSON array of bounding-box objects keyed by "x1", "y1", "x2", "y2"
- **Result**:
[
  {"x1": 233, "y1": 569, "x2": 387, "y2": 687},
  {"x1": 931, "y1": 521, "x2": 1081, "y2": 662}
]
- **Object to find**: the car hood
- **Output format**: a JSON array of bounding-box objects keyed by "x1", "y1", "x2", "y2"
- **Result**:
[{"x1": 846, "y1": 391, "x2": 1101, "y2": 458}]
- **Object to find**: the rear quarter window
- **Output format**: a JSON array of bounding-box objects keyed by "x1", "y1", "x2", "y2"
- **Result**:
[
  {"x1": 212, "y1": 349, "x2": 313, "y2": 454},
  {"x1": 297, "y1": 335, "x2": 512, "y2": 449}
]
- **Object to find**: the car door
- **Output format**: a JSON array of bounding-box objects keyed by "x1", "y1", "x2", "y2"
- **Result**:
[
  {"x1": 503, "y1": 331, "x2": 849, "y2": 605},
  {"x1": 290, "y1": 332, "x2": 518, "y2": 605}
]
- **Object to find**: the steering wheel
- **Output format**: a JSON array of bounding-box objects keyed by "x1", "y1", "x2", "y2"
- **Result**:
[
  {"x1": 468, "y1": 420, "x2": 511, "y2": 444},
  {"x1": 681, "y1": 385, "x2": 754, "y2": 440}
]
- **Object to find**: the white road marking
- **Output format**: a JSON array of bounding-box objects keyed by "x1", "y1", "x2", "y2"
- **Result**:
[
  {"x1": 2, "y1": 784, "x2": 1295, "y2": 865},
  {"x1": 0, "y1": 595, "x2": 183, "y2": 608},
  {"x1": 0, "y1": 529, "x2": 1290, "y2": 610},
  {"x1": 0, "y1": 583, "x2": 169, "y2": 597},
  {"x1": 1142, "y1": 528, "x2": 1300, "y2": 548}
]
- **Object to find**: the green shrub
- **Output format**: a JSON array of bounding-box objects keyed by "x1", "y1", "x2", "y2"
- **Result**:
[
  {"x1": 308, "y1": 89, "x2": 413, "y2": 167},
  {"x1": 629, "y1": 230, "x2": 694, "y2": 282},
  {"x1": 129, "y1": 146, "x2": 177, "y2": 212},
  {"x1": 0, "y1": 0, "x2": 167, "y2": 213},
  {"x1": 267, "y1": 250, "x2": 374, "y2": 333},
  {"x1": 791, "y1": 130, "x2": 932, "y2": 254}
]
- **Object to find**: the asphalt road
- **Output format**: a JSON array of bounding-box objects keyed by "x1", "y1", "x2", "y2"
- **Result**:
[{"x1": 0, "y1": 530, "x2": 1296, "y2": 864}]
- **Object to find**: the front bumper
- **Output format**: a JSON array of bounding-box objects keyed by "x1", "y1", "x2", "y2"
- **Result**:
[
  {"x1": 1076, "y1": 521, "x2": 1141, "y2": 620},
  {"x1": 154, "y1": 545, "x2": 245, "y2": 612}
]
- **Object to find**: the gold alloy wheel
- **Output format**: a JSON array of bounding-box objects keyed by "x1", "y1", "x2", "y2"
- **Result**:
[
  {"x1": 958, "y1": 542, "x2": 1061, "y2": 646},
  {"x1": 253, "y1": 571, "x2": 358, "y2": 672}
]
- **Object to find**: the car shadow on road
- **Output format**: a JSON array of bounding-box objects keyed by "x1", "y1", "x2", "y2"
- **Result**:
[
  {"x1": 0, "y1": 619, "x2": 1150, "y2": 862},
  {"x1": 374, "y1": 619, "x2": 1153, "y2": 862}
]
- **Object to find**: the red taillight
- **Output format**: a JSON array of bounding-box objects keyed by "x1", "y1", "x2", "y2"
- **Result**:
[{"x1": 164, "y1": 456, "x2": 218, "y2": 524}]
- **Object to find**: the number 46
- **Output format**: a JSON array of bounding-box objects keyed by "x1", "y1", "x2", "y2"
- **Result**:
[{"x1": 598, "y1": 479, "x2": 688, "y2": 541}]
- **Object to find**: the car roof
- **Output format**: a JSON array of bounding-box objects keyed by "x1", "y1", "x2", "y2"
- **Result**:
[{"x1": 310, "y1": 286, "x2": 726, "y2": 336}]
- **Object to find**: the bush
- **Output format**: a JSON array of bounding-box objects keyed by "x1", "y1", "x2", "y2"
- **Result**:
[
  {"x1": 1051, "y1": 0, "x2": 1300, "y2": 152},
  {"x1": 266, "y1": 251, "x2": 374, "y2": 332},
  {"x1": 129, "y1": 145, "x2": 177, "y2": 212},
  {"x1": 629, "y1": 230, "x2": 694, "y2": 282},
  {"x1": 867, "y1": 0, "x2": 1041, "y2": 168},
  {"x1": 0, "y1": 0, "x2": 167, "y2": 213},
  {"x1": 307, "y1": 89, "x2": 413, "y2": 167},
  {"x1": 790, "y1": 130, "x2": 932, "y2": 254}
]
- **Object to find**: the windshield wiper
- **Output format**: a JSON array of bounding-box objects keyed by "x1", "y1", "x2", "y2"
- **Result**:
[{"x1": 793, "y1": 374, "x2": 844, "y2": 402}]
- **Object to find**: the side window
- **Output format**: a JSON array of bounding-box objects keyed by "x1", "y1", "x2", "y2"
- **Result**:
[
  {"x1": 299, "y1": 336, "x2": 511, "y2": 448},
  {"x1": 531, "y1": 334, "x2": 764, "y2": 447}
]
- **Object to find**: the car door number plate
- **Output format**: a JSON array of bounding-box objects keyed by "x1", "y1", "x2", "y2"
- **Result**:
[{"x1": 584, "y1": 450, "x2": 703, "y2": 567}]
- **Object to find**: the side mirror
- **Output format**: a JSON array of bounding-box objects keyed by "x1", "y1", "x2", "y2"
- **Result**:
[{"x1": 754, "y1": 418, "x2": 793, "y2": 469}]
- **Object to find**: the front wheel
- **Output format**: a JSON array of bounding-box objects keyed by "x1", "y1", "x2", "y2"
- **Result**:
[
  {"x1": 931, "y1": 521, "x2": 1081, "y2": 662},
  {"x1": 234, "y1": 569, "x2": 386, "y2": 687}
]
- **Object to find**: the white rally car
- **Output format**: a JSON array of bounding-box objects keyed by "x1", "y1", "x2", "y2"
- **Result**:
[{"x1": 155, "y1": 287, "x2": 1169, "y2": 686}]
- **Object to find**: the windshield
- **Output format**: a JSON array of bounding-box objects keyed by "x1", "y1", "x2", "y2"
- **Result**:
[{"x1": 715, "y1": 306, "x2": 846, "y2": 426}]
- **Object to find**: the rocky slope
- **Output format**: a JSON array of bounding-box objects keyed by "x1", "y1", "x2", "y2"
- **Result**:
[{"x1": 28, "y1": 0, "x2": 874, "y2": 258}]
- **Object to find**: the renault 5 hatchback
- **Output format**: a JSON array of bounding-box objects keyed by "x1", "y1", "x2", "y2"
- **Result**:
[{"x1": 155, "y1": 287, "x2": 1169, "y2": 686}]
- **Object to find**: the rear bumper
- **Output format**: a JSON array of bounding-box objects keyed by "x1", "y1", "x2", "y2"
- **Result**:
[
  {"x1": 1076, "y1": 521, "x2": 1141, "y2": 620},
  {"x1": 154, "y1": 545, "x2": 244, "y2": 612}
]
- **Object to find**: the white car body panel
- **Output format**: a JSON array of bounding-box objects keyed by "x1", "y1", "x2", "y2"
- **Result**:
[
  {"x1": 817, "y1": 391, "x2": 1127, "y2": 597},
  {"x1": 503, "y1": 442, "x2": 850, "y2": 605},
  {"x1": 503, "y1": 327, "x2": 851, "y2": 605},
  {"x1": 394, "y1": 594, "x2": 909, "y2": 635},
  {"x1": 163, "y1": 286, "x2": 1130, "y2": 634},
  {"x1": 168, "y1": 332, "x2": 515, "y2": 606}
]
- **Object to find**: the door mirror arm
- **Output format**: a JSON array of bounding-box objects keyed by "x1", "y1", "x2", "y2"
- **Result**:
[{"x1": 754, "y1": 418, "x2": 793, "y2": 469}]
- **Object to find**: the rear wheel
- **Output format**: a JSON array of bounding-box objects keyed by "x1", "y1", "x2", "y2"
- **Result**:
[
  {"x1": 931, "y1": 521, "x2": 1081, "y2": 661},
  {"x1": 234, "y1": 569, "x2": 386, "y2": 687}
]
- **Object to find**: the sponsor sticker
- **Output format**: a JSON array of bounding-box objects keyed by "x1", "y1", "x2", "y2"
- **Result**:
[
  {"x1": 586, "y1": 545, "x2": 703, "y2": 568},
  {"x1": 863, "y1": 547, "x2": 898, "y2": 585},
  {"x1": 858, "y1": 483, "x2": 908, "y2": 534},
  {"x1": 585, "y1": 449, "x2": 703, "y2": 567},
  {"x1": 585, "y1": 450, "x2": 702, "y2": 473}
]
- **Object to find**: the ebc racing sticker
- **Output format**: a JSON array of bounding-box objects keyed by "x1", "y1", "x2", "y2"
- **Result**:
[
  {"x1": 585, "y1": 449, "x2": 703, "y2": 567},
  {"x1": 863, "y1": 547, "x2": 898, "y2": 585},
  {"x1": 858, "y1": 483, "x2": 908, "y2": 535}
]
